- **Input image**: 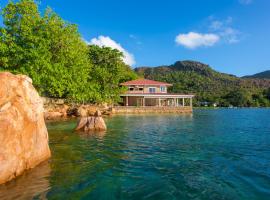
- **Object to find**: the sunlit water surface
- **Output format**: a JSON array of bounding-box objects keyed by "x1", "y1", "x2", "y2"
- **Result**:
[{"x1": 1, "y1": 109, "x2": 270, "y2": 200}]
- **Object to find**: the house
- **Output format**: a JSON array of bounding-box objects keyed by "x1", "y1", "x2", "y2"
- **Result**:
[{"x1": 119, "y1": 79, "x2": 194, "y2": 107}]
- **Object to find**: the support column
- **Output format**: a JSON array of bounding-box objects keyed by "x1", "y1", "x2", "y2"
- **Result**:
[
  {"x1": 176, "y1": 98, "x2": 179, "y2": 107},
  {"x1": 143, "y1": 97, "x2": 145, "y2": 107},
  {"x1": 174, "y1": 98, "x2": 176, "y2": 107},
  {"x1": 182, "y1": 98, "x2": 185, "y2": 107},
  {"x1": 190, "y1": 97, "x2": 192, "y2": 107},
  {"x1": 158, "y1": 98, "x2": 161, "y2": 107},
  {"x1": 126, "y1": 96, "x2": 129, "y2": 106}
]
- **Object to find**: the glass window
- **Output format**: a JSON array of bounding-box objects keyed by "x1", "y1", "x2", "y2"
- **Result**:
[
  {"x1": 149, "y1": 88, "x2": 156, "y2": 93},
  {"x1": 160, "y1": 86, "x2": 166, "y2": 92}
]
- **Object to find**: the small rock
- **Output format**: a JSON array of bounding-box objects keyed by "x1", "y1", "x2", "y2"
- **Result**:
[{"x1": 75, "y1": 111, "x2": 107, "y2": 132}]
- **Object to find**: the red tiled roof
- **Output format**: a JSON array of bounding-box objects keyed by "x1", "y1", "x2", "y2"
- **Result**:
[{"x1": 120, "y1": 79, "x2": 172, "y2": 86}]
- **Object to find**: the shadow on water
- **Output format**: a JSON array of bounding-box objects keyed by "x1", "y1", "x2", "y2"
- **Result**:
[{"x1": 0, "y1": 161, "x2": 51, "y2": 200}]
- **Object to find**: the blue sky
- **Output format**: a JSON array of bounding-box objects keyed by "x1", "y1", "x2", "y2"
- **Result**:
[{"x1": 0, "y1": 0, "x2": 270, "y2": 76}]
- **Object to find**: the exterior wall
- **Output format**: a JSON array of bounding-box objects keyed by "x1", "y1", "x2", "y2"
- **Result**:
[
  {"x1": 123, "y1": 96, "x2": 143, "y2": 106},
  {"x1": 122, "y1": 96, "x2": 193, "y2": 107},
  {"x1": 113, "y1": 106, "x2": 193, "y2": 114},
  {"x1": 126, "y1": 85, "x2": 167, "y2": 94},
  {"x1": 143, "y1": 85, "x2": 167, "y2": 93}
]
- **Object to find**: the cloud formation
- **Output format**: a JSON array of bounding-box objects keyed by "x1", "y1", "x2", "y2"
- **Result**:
[
  {"x1": 209, "y1": 17, "x2": 241, "y2": 44},
  {"x1": 90, "y1": 35, "x2": 135, "y2": 66},
  {"x1": 175, "y1": 16, "x2": 242, "y2": 49},
  {"x1": 175, "y1": 32, "x2": 220, "y2": 49}
]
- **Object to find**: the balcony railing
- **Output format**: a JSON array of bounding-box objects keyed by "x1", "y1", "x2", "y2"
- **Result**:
[{"x1": 125, "y1": 90, "x2": 145, "y2": 94}]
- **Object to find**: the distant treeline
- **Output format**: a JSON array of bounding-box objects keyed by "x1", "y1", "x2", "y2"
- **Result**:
[
  {"x1": 0, "y1": 0, "x2": 137, "y2": 103},
  {"x1": 136, "y1": 61, "x2": 270, "y2": 107}
]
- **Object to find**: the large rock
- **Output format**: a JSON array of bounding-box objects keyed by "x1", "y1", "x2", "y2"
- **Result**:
[
  {"x1": 0, "y1": 72, "x2": 51, "y2": 184},
  {"x1": 75, "y1": 110, "x2": 107, "y2": 132}
]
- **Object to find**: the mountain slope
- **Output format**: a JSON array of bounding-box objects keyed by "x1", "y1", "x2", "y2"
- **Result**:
[
  {"x1": 135, "y1": 60, "x2": 270, "y2": 107},
  {"x1": 243, "y1": 70, "x2": 270, "y2": 79}
]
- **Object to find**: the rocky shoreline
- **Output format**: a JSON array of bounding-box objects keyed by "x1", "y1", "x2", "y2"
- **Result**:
[{"x1": 43, "y1": 97, "x2": 113, "y2": 120}]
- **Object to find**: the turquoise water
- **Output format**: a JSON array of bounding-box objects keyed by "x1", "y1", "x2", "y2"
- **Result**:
[{"x1": 1, "y1": 109, "x2": 270, "y2": 200}]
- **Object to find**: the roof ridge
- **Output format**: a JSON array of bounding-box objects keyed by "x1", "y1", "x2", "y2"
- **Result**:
[{"x1": 120, "y1": 78, "x2": 172, "y2": 86}]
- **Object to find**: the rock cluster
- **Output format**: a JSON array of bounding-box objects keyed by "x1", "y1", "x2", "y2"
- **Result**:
[
  {"x1": 44, "y1": 104, "x2": 69, "y2": 120},
  {"x1": 44, "y1": 102, "x2": 112, "y2": 120},
  {"x1": 0, "y1": 72, "x2": 51, "y2": 184},
  {"x1": 75, "y1": 111, "x2": 107, "y2": 132}
]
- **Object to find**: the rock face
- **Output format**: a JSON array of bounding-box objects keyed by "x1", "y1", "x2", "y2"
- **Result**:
[
  {"x1": 0, "y1": 72, "x2": 51, "y2": 184},
  {"x1": 75, "y1": 111, "x2": 107, "y2": 132}
]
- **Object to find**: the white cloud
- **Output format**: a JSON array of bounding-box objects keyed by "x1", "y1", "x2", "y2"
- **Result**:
[
  {"x1": 239, "y1": 0, "x2": 253, "y2": 5},
  {"x1": 90, "y1": 35, "x2": 135, "y2": 66},
  {"x1": 175, "y1": 16, "x2": 243, "y2": 49},
  {"x1": 209, "y1": 17, "x2": 241, "y2": 44},
  {"x1": 220, "y1": 27, "x2": 241, "y2": 43},
  {"x1": 175, "y1": 32, "x2": 220, "y2": 49}
]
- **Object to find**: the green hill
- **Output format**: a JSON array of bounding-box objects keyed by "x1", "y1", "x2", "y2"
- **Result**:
[
  {"x1": 243, "y1": 70, "x2": 270, "y2": 79},
  {"x1": 135, "y1": 61, "x2": 270, "y2": 107}
]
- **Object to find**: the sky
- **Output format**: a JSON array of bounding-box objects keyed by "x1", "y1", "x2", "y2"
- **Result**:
[{"x1": 0, "y1": 0, "x2": 269, "y2": 76}]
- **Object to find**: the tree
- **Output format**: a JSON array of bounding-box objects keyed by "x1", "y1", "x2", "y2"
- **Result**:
[
  {"x1": 0, "y1": 0, "x2": 94, "y2": 101},
  {"x1": 88, "y1": 45, "x2": 137, "y2": 103},
  {"x1": 264, "y1": 88, "x2": 270, "y2": 100},
  {"x1": 224, "y1": 89, "x2": 253, "y2": 107}
]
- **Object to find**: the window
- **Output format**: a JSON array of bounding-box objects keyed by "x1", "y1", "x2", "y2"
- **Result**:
[
  {"x1": 139, "y1": 88, "x2": 143, "y2": 91},
  {"x1": 149, "y1": 87, "x2": 156, "y2": 93},
  {"x1": 160, "y1": 86, "x2": 166, "y2": 92},
  {"x1": 129, "y1": 87, "x2": 134, "y2": 91}
]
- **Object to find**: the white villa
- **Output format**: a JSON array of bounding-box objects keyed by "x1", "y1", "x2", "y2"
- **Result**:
[{"x1": 119, "y1": 79, "x2": 194, "y2": 107}]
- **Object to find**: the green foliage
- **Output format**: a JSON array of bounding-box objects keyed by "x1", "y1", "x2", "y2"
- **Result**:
[
  {"x1": 88, "y1": 45, "x2": 137, "y2": 103},
  {"x1": 264, "y1": 88, "x2": 270, "y2": 100},
  {"x1": 223, "y1": 89, "x2": 252, "y2": 107},
  {"x1": 0, "y1": 0, "x2": 90, "y2": 100},
  {"x1": 136, "y1": 61, "x2": 270, "y2": 107},
  {"x1": 0, "y1": 0, "x2": 137, "y2": 103}
]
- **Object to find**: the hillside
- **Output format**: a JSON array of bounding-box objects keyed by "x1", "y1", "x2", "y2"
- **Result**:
[
  {"x1": 243, "y1": 70, "x2": 270, "y2": 79},
  {"x1": 135, "y1": 61, "x2": 270, "y2": 107}
]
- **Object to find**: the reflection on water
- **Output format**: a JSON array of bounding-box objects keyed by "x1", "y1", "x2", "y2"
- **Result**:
[
  {"x1": 0, "y1": 161, "x2": 51, "y2": 200},
  {"x1": 77, "y1": 130, "x2": 107, "y2": 140},
  {"x1": 1, "y1": 110, "x2": 270, "y2": 200}
]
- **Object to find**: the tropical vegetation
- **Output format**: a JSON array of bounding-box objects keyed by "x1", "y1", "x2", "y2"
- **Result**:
[
  {"x1": 136, "y1": 61, "x2": 270, "y2": 107},
  {"x1": 0, "y1": 0, "x2": 136, "y2": 103},
  {"x1": 0, "y1": 0, "x2": 269, "y2": 107}
]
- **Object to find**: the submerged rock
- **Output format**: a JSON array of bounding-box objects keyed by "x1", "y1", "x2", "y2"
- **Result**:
[
  {"x1": 0, "y1": 72, "x2": 51, "y2": 184},
  {"x1": 75, "y1": 110, "x2": 107, "y2": 132}
]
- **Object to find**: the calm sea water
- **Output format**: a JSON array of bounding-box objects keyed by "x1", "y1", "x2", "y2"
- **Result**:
[{"x1": 1, "y1": 109, "x2": 270, "y2": 200}]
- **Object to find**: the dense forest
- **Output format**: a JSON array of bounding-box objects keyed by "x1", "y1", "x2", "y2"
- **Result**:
[
  {"x1": 1, "y1": 0, "x2": 270, "y2": 107},
  {"x1": 136, "y1": 61, "x2": 270, "y2": 107},
  {"x1": 0, "y1": 0, "x2": 137, "y2": 104}
]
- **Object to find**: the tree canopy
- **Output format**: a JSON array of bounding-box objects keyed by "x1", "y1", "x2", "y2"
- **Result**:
[
  {"x1": 0, "y1": 0, "x2": 137, "y2": 103},
  {"x1": 88, "y1": 45, "x2": 137, "y2": 103}
]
